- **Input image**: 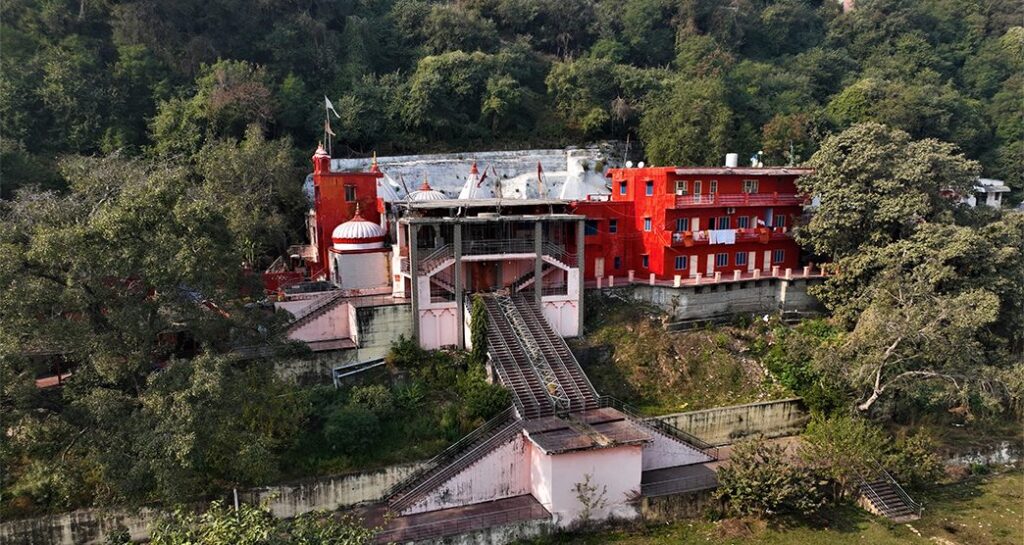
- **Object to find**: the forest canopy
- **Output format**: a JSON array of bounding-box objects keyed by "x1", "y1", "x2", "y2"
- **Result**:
[{"x1": 1, "y1": 0, "x2": 1021, "y2": 202}]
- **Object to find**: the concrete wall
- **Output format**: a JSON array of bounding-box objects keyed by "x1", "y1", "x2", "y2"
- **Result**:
[
  {"x1": 275, "y1": 303, "x2": 413, "y2": 384},
  {"x1": 289, "y1": 302, "x2": 352, "y2": 343},
  {"x1": 407, "y1": 434, "x2": 531, "y2": 515},
  {"x1": 404, "y1": 518, "x2": 553, "y2": 545},
  {"x1": 641, "y1": 427, "x2": 711, "y2": 471},
  {"x1": 0, "y1": 463, "x2": 426, "y2": 545},
  {"x1": 540, "y1": 296, "x2": 579, "y2": 338},
  {"x1": 531, "y1": 443, "x2": 642, "y2": 526},
  {"x1": 639, "y1": 487, "x2": 719, "y2": 521},
  {"x1": 335, "y1": 251, "x2": 390, "y2": 290},
  {"x1": 625, "y1": 277, "x2": 824, "y2": 321},
  {"x1": 654, "y1": 398, "x2": 809, "y2": 446}
]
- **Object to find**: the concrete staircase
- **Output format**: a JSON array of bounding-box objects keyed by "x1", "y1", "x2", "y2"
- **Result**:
[{"x1": 858, "y1": 465, "x2": 922, "y2": 522}]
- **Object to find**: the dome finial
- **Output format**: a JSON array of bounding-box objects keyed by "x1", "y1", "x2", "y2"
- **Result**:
[
  {"x1": 352, "y1": 202, "x2": 362, "y2": 219},
  {"x1": 419, "y1": 177, "x2": 432, "y2": 191},
  {"x1": 470, "y1": 162, "x2": 479, "y2": 174},
  {"x1": 370, "y1": 151, "x2": 379, "y2": 173}
]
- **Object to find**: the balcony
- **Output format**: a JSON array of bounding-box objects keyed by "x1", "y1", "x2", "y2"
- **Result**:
[
  {"x1": 674, "y1": 192, "x2": 803, "y2": 208},
  {"x1": 669, "y1": 227, "x2": 791, "y2": 247}
]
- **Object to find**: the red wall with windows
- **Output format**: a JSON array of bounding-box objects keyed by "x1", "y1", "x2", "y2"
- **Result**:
[
  {"x1": 311, "y1": 152, "x2": 382, "y2": 274},
  {"x1": 571, "y1": 166, "x2": 810, "y2": 280}
]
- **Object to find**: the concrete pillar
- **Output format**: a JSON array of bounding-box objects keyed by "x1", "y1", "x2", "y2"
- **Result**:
[
  {"x1": 733, "y1": 270, "x2": 741, "y2": 281},
  {"x1": 597, "y1": 276, "x2": 603, "y2": 289},
  {"x1": 785, "y1": 268, "x2": 792, "y2": 280},
  {"x1": 673, "y1": 275, "x2": 682, "y2": 287},
  {"x1": 454, "y1": 223, "x2": 464, "y2": 349},
  {"x1": 695, "y1": 274, "x2": 702, "y2": 285},
  {"x1": 753, "y1": 269, "x2": 761, "y2": 279},
  {"x1": 608, "y1": 275, "x2": 615, "y2": 288},
  {"x1": 772, "y1": 266, "x2": 780, "y2": 277},
  {"x1": 628, "y1": 270, "x2": 635, "y2": 282},
  {"x1": 534, "y1": 222, "x2": 543, "y2": 304},
  {"x1": 576, "y1": 219, "x2": 585, "y2": 335},
  {"x1": 649, "y1": 273, "x2": 656, "y2": 285},
  {"x1": 802, "y1": 265, "x2": 811, "y2": 277},
  {"x1": 408, "y1": 223, "x2": 419, "y2": 341},
  {"x1": 714, "y1": 271, "x2": 721, "y2": 283}
]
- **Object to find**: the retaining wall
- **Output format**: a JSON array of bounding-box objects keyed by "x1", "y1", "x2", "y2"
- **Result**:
[
  {"x1": 655, "y1": 398, "x2": 810, "y2": 446},
  {"x1": 625, "y1": 277, "x2": 824, "y2": 321}
]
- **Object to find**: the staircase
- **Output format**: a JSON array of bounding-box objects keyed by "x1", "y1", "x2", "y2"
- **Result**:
[
  {"x1": 857, "y1": 465, "x2": 922, "y2": 522},
  {"x1": 285, "y1": 291, "x2": 345, "y2": 329},
  {"x1": 482, "y1": 296, "x2": 556, "y2": 420},
  {"x1": 597, "y1": 395, "x2": 718, "y2": 459},
  {"x1": 385, "y1": 407, "x2": 522, "y2": 514},
  {"x1": 510, "y1": 265, "x2": 555, "y2": 292}
]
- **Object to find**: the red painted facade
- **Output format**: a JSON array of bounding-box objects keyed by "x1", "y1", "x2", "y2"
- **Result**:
[
  {"x1": 310, "y1": 147, "x2": 383, "y2": 275},
  {"x1": 572, "y1": 166, "x2": 811, "y2": 280}
]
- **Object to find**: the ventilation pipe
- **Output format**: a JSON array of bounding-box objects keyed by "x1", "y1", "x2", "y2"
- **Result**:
[{"x1": 725, "y1": 153, "x2": 739, "y2": 168}]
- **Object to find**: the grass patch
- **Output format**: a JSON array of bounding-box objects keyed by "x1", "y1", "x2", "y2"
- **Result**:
[{"x1": 519, "y1": 471, "x2": 1023, "y2": 545}]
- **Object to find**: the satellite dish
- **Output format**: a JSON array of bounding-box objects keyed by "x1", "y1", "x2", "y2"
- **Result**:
[
  {"x1": 638, "y1": 161, "x2": 645, "y2": 168},
  {"x1": 625, "y1": 161, "x2": 634, "y2": 168}
]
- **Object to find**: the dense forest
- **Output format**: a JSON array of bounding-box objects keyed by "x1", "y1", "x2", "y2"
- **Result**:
[{"x1": 2, "y1": 0, "x2": 1022, "y2": 201}]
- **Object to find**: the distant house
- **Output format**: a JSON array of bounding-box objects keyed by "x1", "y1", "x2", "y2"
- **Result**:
[{"x1": 962, "y1": 178, "x2": 1011, "y2": 209}]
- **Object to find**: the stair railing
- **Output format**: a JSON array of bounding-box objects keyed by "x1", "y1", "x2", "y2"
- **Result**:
[
  {"x1": 383, "y1": 406, "x2": 516, "y2": 504},
  {"x1": 496, "y1": 294, "x2": 572, "y2": 415},
  {"x1": 873, "y1": 462, "x2": 923, "y2": 518},
  {"x1": 597, "y1": 395, "x2": 718, "y2": 459}
]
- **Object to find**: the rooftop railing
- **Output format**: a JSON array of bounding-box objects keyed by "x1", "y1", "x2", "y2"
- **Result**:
[{"x1": 674, "y1": 192, "x2": 802, "y2": 208}]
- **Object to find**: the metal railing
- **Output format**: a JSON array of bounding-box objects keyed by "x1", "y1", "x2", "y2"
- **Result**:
[
  {"x1": 597, "y1": 396, "x2": 718, "y2": 459},
  {"x1": 674, "y1": 192, "x2": 802, "y2": 208},
  {"x1": 542, "y1": 242, "x2": 577, "y2": 268},
  {"x1": 418, "y1": 244, "x2": 454, "y2": 274},
  {"x1": 496, "y1": 294, "x2": 572, "y2": 414},
  {"x1": 373, "y1": 502, "x2": 548, "y2": 543},
  {"x1": 873, "y1": 462, "x2": 923, "y2": 517},
  {"x1": 641, "y1": 471, "x2": 719, "y2": 497},
  {"x1": 384, "y1": 407, "x2": 518, "y2": 510},
  {"x1": 462, "y1": 239, "x2": 536, "y2": 256}
]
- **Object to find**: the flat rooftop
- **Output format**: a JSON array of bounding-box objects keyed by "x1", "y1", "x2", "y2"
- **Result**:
[
  {"x1": 523, "y1": 408, "x2": 651, "y2": 454},
  {"x1": 401, "y1": 198, "x2": 570, "y2": 209}
]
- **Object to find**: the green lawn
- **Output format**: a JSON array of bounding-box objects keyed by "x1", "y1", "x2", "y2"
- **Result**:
[{"x1": 520, "y1": 471, "x2": 1023, "y2": 545}]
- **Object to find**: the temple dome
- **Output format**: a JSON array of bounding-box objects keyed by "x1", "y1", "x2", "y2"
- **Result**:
[
  {"x1": 331, "y1": 205, "x2": 386, "y2": 252},
  {"x1": 408, "y1": 179, "x2": 448, "y2": 201}
]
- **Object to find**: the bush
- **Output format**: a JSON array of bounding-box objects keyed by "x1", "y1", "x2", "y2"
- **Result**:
[
  {"x1": 715, "y1": 438, "x2": 826, "y2": 518},
  {"x1": 323, "y1": 405, "x2": 380, "y2": 458},
  {"x1": 349, "y1": 384, "x2": 395, "y2": 416},
  {"x1": 458, "y1": 366, "x2": 511, "y2": 424},
  {"x1": 886, "y1": 431, "x2": 943, "y2": 488}
]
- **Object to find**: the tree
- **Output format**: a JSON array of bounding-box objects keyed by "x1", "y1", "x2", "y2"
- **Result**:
[
  {"x1": 639, "y1": 77, "x2": 733, "y2": 166},
  {"x1": 469, "y1": 295, "x2": 489, "y2": 367},
  {"x1": 796, "y1": 123, "x2": 980, "y2": 259},
  {"x1": 715, "y1": 437, "x2": 826, "y2": 518},
  {"x1": 800, "y1": 415, "x2": 888, "y2": 499}
]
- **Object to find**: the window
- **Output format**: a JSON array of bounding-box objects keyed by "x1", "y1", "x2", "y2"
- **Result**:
[
  {"x1": 674, "y1": 256, "x2": 688, "y2": 270},
  {"x1": 707, "y1": 216, "x2": 716, "y2": 229},
  {"x1": 716, "y1": 253, "x2": 728, "y2": 268},
  {"x1": 645, "y1": 180, "x2": 654, "y2": 196},
  {"x1": 736, "y1": 252, "x2": 747, "y2": 266},
  {"x1": 614, "y1": 256, "x2": 622, "y2": 269},
  {"x1": 693, "y1": 180, "x2": 702, "y2": 194},
  {"x1": 642, "y1": 255, "x2": 649, "y2": 268},
  {"x1": 743, "y1": 179, "x2": 759, "y2": 193},
  {"x1": 585, "y1": 220, "x2": 598, "y2": 236},
  {"x1": 773, "y1": 215, "x2": 786, "y2": 228},
  {"x1": 717, "y1": 217, "x2": 730, "y2": 229},
  {"x1": 709, "y1": 180, "x2": 718, "y2": 194},
  {"x1": 772, "y1": 249, "x2": 785, "y2": 263},
  {"x1": 675, "y1": 217, "x2": 690, "y2": 232},
  {"x1": 737, "y1": 216, "x2": 750, "y2": 229},
  {"x1": 644, "y1": 217, "x2": 652, "y2": 231},
  {"x1": 609, "y1": 219, "x2": 618, "y2": 234},
  {"x1": 675, "y1": 180, "x2": 688, "y2": 195},
  {"x1": 619, "y1": 181, "x2": 627, "y2": 195},
  {"x1": 344, "y1": 185, "x2": 358, "y2": 202}
]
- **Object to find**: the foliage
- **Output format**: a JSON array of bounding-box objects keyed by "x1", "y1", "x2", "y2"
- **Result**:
[
  {"x1": 885, "y1": 431, "x2": 944, "y2": 489},
  {"x1": 757, "y1": 319, "x2": 848, "y2": 414},
  {"x1": 323, "y1": 405, "x2": 380, "y2": 458},
  {"x1": 469, "y1": 295, "x2": 488, "y2": 367},
  {"x1": 800, "y1": 415, "x2": 889, "y2": 498},
  {"x1": 150, "y1": 501, "x2": 377, "y2": 545},
  {"x1": 715, "y1": 437, "x2": 826, "y2": 518},
  {"x1": 571, "y1": 473, "x2": 608, "y2": 524},
  {"x1": 639, "y1": 77, "x2": 732, "y2": 166}
]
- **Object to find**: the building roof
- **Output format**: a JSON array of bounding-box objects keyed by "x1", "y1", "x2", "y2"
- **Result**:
[
  {"x1": 523, "y1": 408, "x2": 651, "y2": 454},
  {"x1": 408, "y1": 180, "x2": 448, "y2": 201},
  {"x1": 672, "y1": 167, "x2": 813, "y2": 176},
  {"x1": 403, "y1": 197, "x2": 571, "y2": 209},
  {"x1": 331, "y1": 206, "x2": 386, "y2": 242}
]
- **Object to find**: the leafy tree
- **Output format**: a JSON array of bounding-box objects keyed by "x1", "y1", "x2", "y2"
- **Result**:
[
  {"x1": 796, "y1": 123, "x2": 979, "y2": 259},
  {"x1": 715, "y1": 437, "x2": 826, "y2": 518},
  {"x1": 469, "y1": 295, "x2": 489, "y2": 367},
  {"x1": 639, "y1": 77, "x2": 732, "y2": 166},
  {"x1": 800, "y1": 415, "x2": 888, "y2": 499}
]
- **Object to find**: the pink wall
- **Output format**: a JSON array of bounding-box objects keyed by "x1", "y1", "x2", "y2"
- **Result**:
[
  {"x1": 529, "y1": 442, "x2": 643, "y2": 526},
  {"x1": 641, "y1": 428, "x2": 712, "y2": 471},
  {"x1": 288, "y1": 302, "x2": 351, "y2": 343}
]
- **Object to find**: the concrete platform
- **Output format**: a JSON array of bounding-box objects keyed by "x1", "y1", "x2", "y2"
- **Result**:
[{"x1": 641, "y1": 464, "x2": 718, "y2": 497}]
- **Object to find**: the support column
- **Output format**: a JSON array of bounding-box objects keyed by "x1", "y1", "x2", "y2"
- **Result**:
[
  {"x1": 534, "y1": 221, "x2": 543, "y2": 304},
  {"x1": 576, "y1": 219, "x2": 585, "y2": 335},
  {"x1": 454, "y1": 223, "x2": 464, "y2": 349},
  {"x1": 408, "y1": 223, "x2": 419, "y2": 342}
]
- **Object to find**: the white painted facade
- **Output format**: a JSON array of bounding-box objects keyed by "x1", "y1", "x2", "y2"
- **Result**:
[
  {"x1": 640, "y1": 428, "x2": 712, "y2": 471},
  {"x1": 529, "y1": 442, "x2": 643, "y2": 526},
  {"x1": 288, "y1": 302, "x2": 352, "y2": 343},
  {"x1": 406, "y1": 433, "x2": 532, "y2": 515},
  {"x1": 332, "y1": 251, "x2": 390, "y2": 290}
]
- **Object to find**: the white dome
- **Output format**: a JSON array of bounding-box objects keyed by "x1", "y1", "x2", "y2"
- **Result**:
[
  {"x1": 408, "y1": 179, "x2": 448, "y2": 201},
  {"x1": 331, "y1": 206, "x2": 386, "y2": 252}
]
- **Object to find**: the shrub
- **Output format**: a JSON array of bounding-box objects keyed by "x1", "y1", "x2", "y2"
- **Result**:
[
  {"x1": 458, "y1": 366, "x2": 511, "y2": 424},
  {"x1": 800, "y1": 415, "x2": 888, "y2": 498},
  {"x1": 886, "y1": 431, "x2": 943, "y2": 487},
  {"x1": 715, "y1": 438, "x2": 826, "y2": 518},
  {"x1": 323, "y1": 405, "x2": 380, "y2": 457},
  {"x1": 349, "y1": 384, "x2": 395, "y2": 416}
]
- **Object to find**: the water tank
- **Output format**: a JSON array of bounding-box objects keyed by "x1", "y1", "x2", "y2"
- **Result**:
[{"x1": 725, "y1": 153, "x2": 739, "y2": 168}]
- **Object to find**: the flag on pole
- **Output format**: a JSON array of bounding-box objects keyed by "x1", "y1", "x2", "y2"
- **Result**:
[
  {"x1": 324, "y1": 118, "x2": 336, "y2": 137},
  {"x1": 324, "y1": 95, "x2": 341, "y2": 118}
]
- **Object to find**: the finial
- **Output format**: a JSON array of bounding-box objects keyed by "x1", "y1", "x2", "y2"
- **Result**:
[
  {"x1": 419, "y1": 177, "x2": 431, "y2": 191},
  {"x1": 370, "y1": 151, "x2": 379, "y2": 172},
  {"x1": 470, "y1": 162, "x2": 479, "y2": 175},
  {"x1": 352, "y1": 202, "x2": 362, "y2": 219}
]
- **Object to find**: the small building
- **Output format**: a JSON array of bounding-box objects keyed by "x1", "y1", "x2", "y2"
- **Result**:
[{"x1": 964, "y1": 178, "x2": 1011, "y2": 209}]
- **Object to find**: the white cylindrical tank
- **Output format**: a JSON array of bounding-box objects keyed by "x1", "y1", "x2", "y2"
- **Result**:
[{"x1": 725, "y1": 153, "x2": 739, "y2": 168}]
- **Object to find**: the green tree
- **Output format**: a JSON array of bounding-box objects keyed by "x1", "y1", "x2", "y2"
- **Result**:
[
  {"x1": 715, "y1": 437, "x2": 826, "y2": 518},
  {"x1": 639, "y1": 77, "x2": 733, "y2": 166},
  {"x1": 796, "y1": 123, "x2": 979, "y2": 259},
  {"x1": 800, "y1": 415, "x2": 888, "y2": 498}
]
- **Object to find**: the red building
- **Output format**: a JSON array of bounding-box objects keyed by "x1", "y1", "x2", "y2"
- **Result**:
[{"x1": 573, "y1": 165, "x2": 811, "y2": 281}]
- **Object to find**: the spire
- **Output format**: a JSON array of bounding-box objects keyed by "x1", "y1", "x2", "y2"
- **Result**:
[
  {"x1": 314, "y1": 142, "x2": 328, "y2": 157},
  {"x1": 470, "y1": 161, "x2": 479, "y2": 175},
  {"x1": 419, "y1": 178, "x2": 432, "y2": 191},
  {"x1": 351, "y1": 202, "x2": 363, "y2": 219},
  {"x1": 370, "y1": 151, "x2": 380, "y2": 173}
]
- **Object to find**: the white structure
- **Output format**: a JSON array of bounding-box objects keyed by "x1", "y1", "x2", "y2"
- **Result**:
[
  {"x1": 457, "y1": 163, "x2": 495, "y2": 200},
  {"x1": 963, "y1": 178, "x2": 1011, "y2": 209},
  {"x1": 407, "y1": 179, "x2": 449, "y2": 201},
  {"x1": 328, "y1": 206, "x2": 391, "y2": 293}
]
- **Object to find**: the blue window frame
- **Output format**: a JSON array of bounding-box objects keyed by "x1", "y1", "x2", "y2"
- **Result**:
[
  {"x1": 737, "y1": 216, "x2": 750, "y2": 229},
  {"x1": 772, "y1": 249, "x2": 785, "y2": 263},
  {"x1": 674, "y1": 256, "x2": 688, "y2": 270},
  {"x1": 718, "y1": 216, "x2": 730, "y2": 229},
  {"x1": 619, "y1": 181, "x2": 627, "y2": 195},
  {"x1": 774, "y1": 214, "x2": 786, "y2": 228},
  {"x1": 609, "y1": 219, "x2": 618, "y2": 234},
  {"x1": 675, "y1": 217, "x2": 690, "y2": 232},
  {"x1": 715, "y1": 253, "x2": 728, "y2": 267},
  {"x1": 736, "y1": 252, "x2": 747, "y2": 266},
  {"x1": 645, "y1": 180, "x2": 654, "y2": 196},
  {"x1": 585, "y1": 220, "x2": 598, "y2": 236},
  {"x1": 644, "y1": 217, "x2": 652, "y2": 231},
  {"x1": 614, "y1": 256, "x2": 622, "y2": 269},
  {"x1": 642, "y1": 255, "x2": 649, "y2": 268}
]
